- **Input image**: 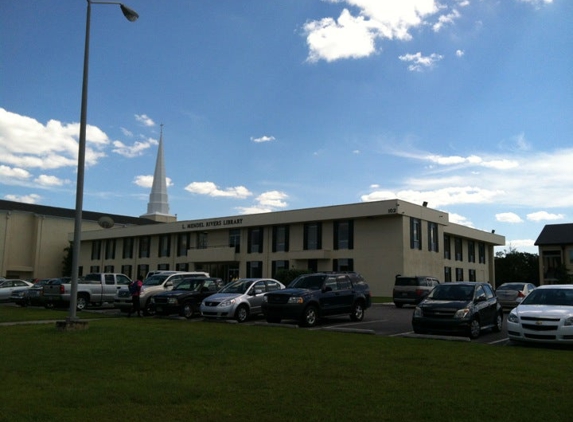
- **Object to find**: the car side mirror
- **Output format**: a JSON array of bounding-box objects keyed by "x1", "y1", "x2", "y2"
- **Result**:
[
  {"x1": 475, "y1": 294, "x2": 486, "y2": 303},
  {"x1": 165, "y1": 281, "x2": 173, "y2": 288}
]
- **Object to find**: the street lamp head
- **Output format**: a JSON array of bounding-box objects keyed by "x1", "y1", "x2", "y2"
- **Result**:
[{"x1": 120, "y1": 4, "x2": 139, "y2": 22}]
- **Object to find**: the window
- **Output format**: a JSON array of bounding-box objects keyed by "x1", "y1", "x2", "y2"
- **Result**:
[
  {"x1": 272, "y1": 225, "x2": 289, "y2": 252},
  {"x1": 478, "y1": 242, "x2": 486, "y2": 264},
  {"x1": 104, "y1": 265, "x2": 114, "y2": 273},
  {"x1": 266, "y1": 279, "x2": 282, "y2": 291},
  {"x1": 428, "y1": 222, "x2": 439, "y2": 252},
  {"x1": 304, "y1": 223, "x2": 322, "y2": 250},
  {"x1": 139, "y1": 236, "x2": 150, "y2": 258},
  {"x1": 177, "y1": 233, "x2": 190, "y2": 257},
  {"x1": 158, "y1": 263, "x2": 169, "y2": 271},
  {"x1": 444, "y1": 267, "x2": 452, "y2": 282},
  {"x1": 456, "y1": 267, "x2": 464, "y2": 281},
  {"x1": 175, "y1": 263, "x2": 189, "y2": 271},
  {"x1": 137, "y1": 264, "x2": 149, "y2": 279},
  {"x1": 307, "y1": 259, "x2": 318, "y2": 272},
  {"x1": 569, "y1": 249, "x2": 573, "y2": 264},
  {"x1": 91, "y1": 240, "x2": 101, "y2": 260},
  {"x1": 454, "y1": 237, "x2": 463, "y2": 261},
  {"x1": 248, "y1": 227, "x2": 264, "y2": 253},
  {"x1": 483, "y1": 284, "x2": 494, "y2": 299},
  {"x1": 333, "y1": 258, "x2": 354, "y2": 272},
  {"x1": 159, "y1": 234, "x2": 171, "y2": 257},
  {"x1": 123, "y1": 237, "x2": 134, "y2": 259},
  {"x1": 469, "y1": 269, "x2": 476, "y2": 281},
  {"x1": 272, "y1": 260, "x2": 289, "y2": 277},
  {"x1": 410, "y1": 218, "x2": 421, "y2": 250},
  {"x1": 105, "y1": 239, "x2": 116, "y2": 260},
  {"x1": 121, "y1": 265, "x2": 132, "y2": 278},
  {"x1": 90, "y1": 265, "x2": 100, "y2": 273},
  {"x1": 334, "y1": 220, "x2": 354, "y2": 250},
  {"x1": 444, "y1": 235, "x2": 451, "y2": 260},
  {"x1": 247, "y1": 261, "x2": 263, "y2": 278},
  {"x1": 468, "y1": 241, "x2": 475, "y2": 263},
  {"x1": 197, "y1": 232, "x2": 208, "y2": 250},
  {"x1": 229, "y1": 229, "x2": 241, "y2": 253}
]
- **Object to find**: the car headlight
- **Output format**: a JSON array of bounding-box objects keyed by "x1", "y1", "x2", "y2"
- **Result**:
[
  {"x1": 287, "y1": 296, "x2": 303, "y2": 304},
  {"x1": 564, "y1": 316, "x2": 573, "y2": 326},
  {"x1": 413, "y1": 307, "x2": 423, "y2": 318},
  {"x1": 167, "y1": 298, "x2": 178, "y2": 305},
  {"x1": 507, "y1": 312, "x2": 519, "y2": 323},
  {"x1": 454, "y1": 308, "x2": 471, "y2": 319},
  {"x1": 220, "y1": 299, "x2": 236, "y2": 307}
]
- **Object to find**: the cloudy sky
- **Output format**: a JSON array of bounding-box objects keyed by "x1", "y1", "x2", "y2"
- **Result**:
[{"x1": 1, "y1": 0, "x2": 571, "y2": 253}]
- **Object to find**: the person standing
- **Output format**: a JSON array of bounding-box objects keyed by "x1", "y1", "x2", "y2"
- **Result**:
[{"x1": 128, "y1": 275, "x2": 143, "y2": 317}]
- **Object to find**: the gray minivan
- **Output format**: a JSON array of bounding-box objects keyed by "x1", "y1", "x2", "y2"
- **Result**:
[{"x1": 392, "y1": 275, "x2": 440, "y2": 308}]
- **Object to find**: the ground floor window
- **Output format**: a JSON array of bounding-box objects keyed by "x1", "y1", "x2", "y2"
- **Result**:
[
  {"x1": 176, "y1": 263, "x2": 189, "y2": 271},
  {"x1": 468, "y1": 269, "x2": 476, "y2": 281},
  {"x1": 104, "y1": 265, "x2": 114, "y2": 273},
  {"x1": 137, "y1": 264, "x2": 149, "y2": 279},
  {"x1": 272, "y1": 260, "x2": 289, "y2": 278},
  {"x1": 90, "y1": 265, "x2": 100, "y2": 273},
  {"x1": 121, "y1": 265, "x2": 132, "y2": 278},
  {"x1": 456, "y1": 268, "x2": 463, "y2": 281},
  {"x1": 247, "y1": 261, "x2": 263, "y2": 278},
  {"x1": 444, "y1": 266, "x2": 451, "y2": 282},
  {"x1": 333, "y1": 258, "x2": 354, "y2": 272},
  {"x1": 158, "y1": 263, "x2": 169, "y2": 271}
]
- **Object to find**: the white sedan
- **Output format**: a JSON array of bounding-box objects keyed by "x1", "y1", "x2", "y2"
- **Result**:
[
  {"x1": 0, "y1": 279, "x2": 34, "y2": 302},
  {"x1": 507, "y1": 285, "x2": 573, "y2": 344}
]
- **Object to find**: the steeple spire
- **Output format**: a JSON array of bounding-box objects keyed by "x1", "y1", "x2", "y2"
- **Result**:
[{"x1": 140, "y1": 124, "x2": 176, "y2": 222}]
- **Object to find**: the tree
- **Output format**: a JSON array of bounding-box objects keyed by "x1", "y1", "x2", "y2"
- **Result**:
[
  {"x1": 62, "y1": 241, "x2": 73, "y2": 277},
  {"x1": 494, "y1": 247, "x2": 539, "y2": 287}
]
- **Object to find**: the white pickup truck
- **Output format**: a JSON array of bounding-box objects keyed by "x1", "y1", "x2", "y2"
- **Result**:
[
  {"x1": 114, "y1": 271, "x2": 209, "y2": 316},
  {"x1": 43, "y1": 273, "x2": 132, "y2": 311}
]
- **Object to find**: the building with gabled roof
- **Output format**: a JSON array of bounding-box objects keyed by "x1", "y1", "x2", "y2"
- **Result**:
[{"x1": 535, "y1": 223, "x2": 573, "y2": 284}]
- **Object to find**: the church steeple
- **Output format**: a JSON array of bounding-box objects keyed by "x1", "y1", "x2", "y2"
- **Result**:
[{"x1": 140, "y1": 124, "x2": 176, "y2": 222}]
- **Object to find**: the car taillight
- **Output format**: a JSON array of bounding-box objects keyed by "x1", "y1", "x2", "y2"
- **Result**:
[
  {"x1": 60, "y1": 285, "x2": 65, "y2": 294},
  {"x1": 517, "y1": 291, "x2": 525, "y2": 298},
  {"x1": 415, "y1": 289, "x2": 424, "y2": 296}
]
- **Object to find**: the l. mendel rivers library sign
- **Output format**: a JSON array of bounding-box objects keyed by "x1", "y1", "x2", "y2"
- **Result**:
[{"x1": 182, "y1": 218, "x2": 244, "y2": 230}]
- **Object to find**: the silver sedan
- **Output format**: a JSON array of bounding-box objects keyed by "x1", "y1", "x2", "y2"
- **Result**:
[{"x1": 0, "y1": 279, "x2": 34, "y2": 302}]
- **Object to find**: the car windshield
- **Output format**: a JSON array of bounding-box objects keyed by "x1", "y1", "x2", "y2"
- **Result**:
[
  {"x1": 497, "y1": 283, "x2": 525, "y2": 291},
  {"x1": 174, "y1": 279, "x2": 206, "y2": 291},
  {"x1": 428, "y1": 284, "x2": 475, "y2": 301},
  {"x1": 143, "y1": 275, "x2": 170, "y2": 286},
  {"x1": 220, "y1": 279, "x2": 254, "y2": 294},
  {"x1": 521, "y1": 288, "x2": 573, "y2": 306},
  {"x1": 289, "y1": 275, "x2": 325, "y2": 290},
  {"x1": 395, "y1": 277, "x2": 419, "y2": 286}
]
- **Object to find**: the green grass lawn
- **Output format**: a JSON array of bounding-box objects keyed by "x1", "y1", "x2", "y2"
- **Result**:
[{"x1": 1, "y1": 305, "x2": 571, "y2": 422}]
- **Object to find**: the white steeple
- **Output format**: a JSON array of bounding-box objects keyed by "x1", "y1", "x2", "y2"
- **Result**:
[{"x1": 140, "y1": 124, "x2": 176, "y2": 222}]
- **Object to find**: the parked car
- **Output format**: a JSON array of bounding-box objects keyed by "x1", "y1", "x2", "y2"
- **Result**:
[
  {"x1": 28, "y1": 278, "x2": 70, "y2": 307},
  {"x1": 0, "y1": 279, "x2": 33, "y2": 302},
  {"x1": 261, "y1": 272, "x2": 372, "y2": 327},
  {"x1": 115, "y1": 271, "x2": 209, "y2": 316},
  {"x1": 507, "y1": 285, "x2": 573, "y2": 345},
  {"x1": 412, "y1": 282, "x2": 503, "y2": 339},
  {"x1": 392, "y1": 275, "x2": 441, "y2": 308},
  {"x1": 151, "y1": 277, "x2": 225, "y2": 318},
  {"x1": 201, "y1": 278, "x2": 285, "y2": 323},
  {"x1": 495, "y1": 282, "x2": 536, "y2": 311}
]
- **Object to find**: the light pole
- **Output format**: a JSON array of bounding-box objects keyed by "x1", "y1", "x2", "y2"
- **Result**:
[{"x1": 67, "y1": 0, "x2": 138, "y2": 324}]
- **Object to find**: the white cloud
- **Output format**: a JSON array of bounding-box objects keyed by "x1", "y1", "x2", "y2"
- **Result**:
[
  {"x1": 3, "y1": 193, "x2": 41, "y2": 204},
  {"x1": 505, "y1": 239, "x2": 536, "y2": 249},
  {"x1": 133, "y1": 175, "x2": 172, "y2": 188},
  {"x1": 112, "y1": 137, "x2": 158, "y2": 158},
  {"x1": 35, "y1": 174, "x2": 69, "y2": 187},
  {"x1": 399, "y1": 52, "x2": 444, "y2": 71},
  {"x1": 432, "y1": 8, "x2": 460, "y2": 32},
  {"x1": 425, "y1": 153, "x2": 519, "y2": 169},
  {"x1": 304, "y1": 0, "x2": 441, "y2": 62},
  {"x1": 455, "y1": 49, "x2": 464, "y2": 57},
  {"x1": 527, "y1": 211, "x2": 565, "y2": 222},
  {"x1": 251, "y1": 135, "x2": 276, "y2": 143},
  {"x1": 184, "y1": 181, "x2": 252, "y2": 199},
  {"x1": 121, "y1": 127, "x2": 133, "y2": 137},
  {"x1": 517, "y1": 0, "x2": 553, "y2": 6},
  {"x1": 448, "y1": 212, "x2": 474, "y2": 227},
  {"x1": 235, "y1": 190, "x2": 289, "y2": 214},
  {"x1": 495, "y1": 212, "x2": 524, "y2": 223},
  {"x1": 134, "y1": 114, "x2": 155, "y2": 127},
  {"x1": 0, "y1": 165, "x2": 32, "y2": 183},
  {"x1": 361, "y1": 186, "x2": 503, "y2": 207}
]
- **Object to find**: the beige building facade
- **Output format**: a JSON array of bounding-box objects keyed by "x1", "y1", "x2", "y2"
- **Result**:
[
  {"x1": 0, "y1": 200, "x2": 157, "y2": 280},
  {"x1": 76, "y1": 199, "x2": 505, "y2": 296}
]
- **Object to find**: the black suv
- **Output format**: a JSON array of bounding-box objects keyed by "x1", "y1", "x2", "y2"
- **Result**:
[
  {"x1": 412, "y1": 282, "x2": 503, "y2": 339},
  {"x1": 151, "y1": 277, "x2": 224, "y2": 318},
  {"x1": 261, "y1": 272, "x2": 371, "y2": 327},
  {"x1": 392, "y1": 275, "x2": 440, "y2": 308}
]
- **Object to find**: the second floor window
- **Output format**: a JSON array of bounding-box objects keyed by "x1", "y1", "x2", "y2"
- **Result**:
[
  {"x1": 139, "y1": 236, "x2": 150, "y2": 258},
  {"x1": 444, "y1": 235, "x2": 451, "y2": 259},
  {"x1": 197, "y1": 232, "x2": 208, "y2": 250},
  {"x1": 91, "y1": 240, "x2": 101, "y2": 260},
  {"x1": 334, "y1": 220, "x2": 354, "y2": 250},
  {"x1": 122, "y1": 237, "x2": 134, "y2": 259},
  {"x1": 248, "y1": 227, "x2": 263, "y2": 253},
  {"x1": 468, "y1": 241, "x2": 475, "y2": 263},
  {"x1": 272, "y1": 225, "x2": 289, "y2": 252},
  {"x1": 159, "y1": 234, "x2": 171, "y2": 257},
  {"x1": 479, "y1": 242, "x2": 486, "y2": 264},
  {"x1": 410, "y1": 218, "x2": 421, "y2": 250},
  {"x1": 304, "y1": 222, "x2": 322, "y2": 250},
  {"x1": 177, "y1": 233, "x2": 190, "y2": 257},
  {"x1": 428, "y1": 222, "x2": 439, "y2": 252},
  {"x1": 105, "y1": 239, "x2": 116, "y2": 260},
  {"x1": 229, "y1": 229, "x2": 241, "y2": 253},
  {"x1": 455, "y1": 237, "x2": 463, "y2": 261}
]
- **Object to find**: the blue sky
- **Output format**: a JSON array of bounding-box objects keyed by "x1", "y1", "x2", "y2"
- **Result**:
[{"x1": 1, "y1": 0, "x2": 571, "y2": 254}]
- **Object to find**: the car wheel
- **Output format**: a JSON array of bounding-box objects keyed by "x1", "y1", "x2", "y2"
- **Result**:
[
  {"x1": 182, "y1": 303, "x2": 194, "y2": 319},
  {"x1": 493, "y1": 312, "x2": 503, "y2": 332},
  {"x1": 76, "y1": 295, "x2": 88, "y2": 311},
  {"x1": 266, "y1": 317, "x2": 281, "y2": 324},
  {"x1": 394, "y1": 302, "x2": 403, "y2": 308},
  {"x1": 300, "y1": 305, "x2": 318, "y2": 327},
  {"x1": 143, "y1": 300, "x2": 155, "y2": 317},
  {"x1": 350, "y1": 301, "x2": 365, "y2": 321},
  {"x1": 468, "y1": 318, "x2": 481, "y2": 339},
  {"x1": 235, "y1": 305, "x2": 249, "y2": 323}
]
